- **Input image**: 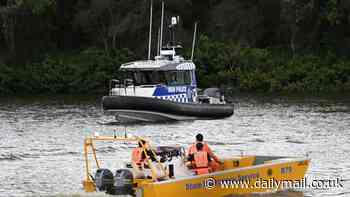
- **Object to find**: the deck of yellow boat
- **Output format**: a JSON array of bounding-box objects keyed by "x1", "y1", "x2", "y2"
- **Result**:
[
  {"x1": 133, "y1": 155, "x2": 309, "y2": 197},
  {"x1": 82, "y1": 136, "x2": 309, "y2": 197}
]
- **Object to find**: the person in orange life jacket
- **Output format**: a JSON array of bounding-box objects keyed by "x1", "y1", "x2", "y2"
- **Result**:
[
  {"x1": 186, "y1": 142, "x2": 211, "y2": 175},
  {"x1": 132, "y1": 140, "x2": 147, "y2": 170},
  {"x1": 132, "y1": 140, "x2": 157, "y2": 169},
  {"x1": 187, "y1": 133, "x2": 222, "y2": 171}
]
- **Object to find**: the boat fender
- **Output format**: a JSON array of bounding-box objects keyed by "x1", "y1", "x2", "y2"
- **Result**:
[
  {"x1": 94, "y1": 168, "x2": 114, "y2": 192},
  {"x1": 113, "y1": 169, "x2": 134, "y2": 195}
]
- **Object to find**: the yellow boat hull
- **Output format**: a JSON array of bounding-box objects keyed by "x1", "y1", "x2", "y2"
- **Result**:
[
  {"x1": 81, "y1": 136, "x2": 310, "y2": 197},
  {"x1": 136, "y1": 157, "x2": 309, "y2": 197}
]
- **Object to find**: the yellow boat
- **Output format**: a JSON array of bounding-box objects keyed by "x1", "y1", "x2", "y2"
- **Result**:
[{"x1": 82, "y1": 134, "x2": 310, "y2": 197}]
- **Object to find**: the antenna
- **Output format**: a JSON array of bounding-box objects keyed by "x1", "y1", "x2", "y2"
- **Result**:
[
  {"x1": 191, "y1": 22, "x2": 198, "y2": 61},
  {"x1": 160, "y1": 0, "x2": 164, "y2": 52},
  {"x1": 170, "y1": 16, "x2": 179, "y2": 46},
  {"x1": 147, "y1": 0, "x2": 153, "y2": 60},
  {"x1": 157, "y1": 28, "x2": 161, "y2": 55}
]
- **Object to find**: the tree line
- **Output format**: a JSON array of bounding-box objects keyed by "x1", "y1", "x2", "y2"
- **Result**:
[{"x1": 0, "y1": 0, "x2": 349, "y2": 95}]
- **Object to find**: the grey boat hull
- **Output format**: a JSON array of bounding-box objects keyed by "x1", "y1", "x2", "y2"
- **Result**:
[{"x1": 102, "y1": 96, "x2": 234, "y2": 123}]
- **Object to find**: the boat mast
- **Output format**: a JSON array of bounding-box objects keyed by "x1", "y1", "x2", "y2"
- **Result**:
[
  {"x1": 160, "y1": 0, "x2": 164, "y2": 52},
  {"x1": 157, "y1": 28, "x2": 161, "y2": 55},
  {"x1": 191, "y1": 22, "x2": 198, "y2": 61},
  {"x1": 148, "y1": 0, "x2": 153, "y2": 60}
]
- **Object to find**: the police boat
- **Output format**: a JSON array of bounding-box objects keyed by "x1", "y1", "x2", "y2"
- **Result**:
[{"x1": 102, "y1": 15, "x2": 234, "y2": 123}]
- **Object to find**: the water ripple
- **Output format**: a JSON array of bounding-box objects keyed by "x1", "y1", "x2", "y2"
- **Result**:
[{"x1": 0, "y1": 96, "x2": 349, "y2": 197}]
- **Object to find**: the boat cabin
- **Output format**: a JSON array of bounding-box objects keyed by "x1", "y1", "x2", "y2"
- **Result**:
[{"x1": 110, "y1": 49, "x2": 198, "y2": 103}]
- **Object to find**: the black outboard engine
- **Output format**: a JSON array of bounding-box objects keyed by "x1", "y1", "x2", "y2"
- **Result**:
[
  {"x1": 94, "y1": 168, "x2": 114, "y2": 194},
  {"x1": 203, "y1": 88, "x2": 221, "y2": 99},
  {"x1": 113, "y1": 169, "x2": 134, "y2": 195}
]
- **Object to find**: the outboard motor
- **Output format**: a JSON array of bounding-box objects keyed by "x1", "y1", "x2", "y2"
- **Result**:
[
  {"x1": 200, "y1": 88, "x2": 226, "y2": 104},
  {"x1": 113, "y1": 169, "x2": 134, "y2": 195},
  {"x1": 94, "y1": 168, "x2": 114, "y2": 193},
  {"x1": 203, "y1": 88, "x2": 221, "y2": 98}
]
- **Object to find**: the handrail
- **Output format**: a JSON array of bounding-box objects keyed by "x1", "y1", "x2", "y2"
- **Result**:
[
  {"x1": 109, "y1": 79, "x2": 120, "y2": 96},
  {"x1": 83, "y1": 135, "x2": 168, "y2": 190}
]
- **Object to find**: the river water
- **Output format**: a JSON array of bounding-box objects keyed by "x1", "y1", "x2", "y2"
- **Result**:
[{"x1": 0, "y1": 95, "x2": 349, "y2": 197}]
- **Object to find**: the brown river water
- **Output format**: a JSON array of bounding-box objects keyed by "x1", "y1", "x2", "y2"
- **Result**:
[{"x1": 0, "y1": 95, "x2": 349, "y2": 197}]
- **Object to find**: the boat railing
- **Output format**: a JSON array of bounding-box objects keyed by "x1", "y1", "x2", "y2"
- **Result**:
[
  {"x1": 109, "y1": 79, "x2": 120, "y2": 96},
  {"x1": 109, "y1": 79, "x2": 136, "y2": 96},
  {"x1": 83, "y1": 134, "x2": 169, "y2": 192}
]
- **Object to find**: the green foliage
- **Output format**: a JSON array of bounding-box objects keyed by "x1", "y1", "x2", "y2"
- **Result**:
[
  {"x1": 15, "y1": 0, "x2": 55, "y2": 15},
  {"x1": 1, "y1": 37, "x2": 349, "y2": 95},
  {"x1": 1, "y1": 33, "x2": 349, "y2": 95},
  {"x1": 0, "y1": 48, "x2": 134, "y2": 95},
  {"x1": 193, "y1": 35, "x2": 350, "y2": 94},
  {"x1": 0, "y1": 64, "x2": 14, "y2": 94},
  {"x1": 324, "y1": 0, "x2": 341, "y2": 25}
]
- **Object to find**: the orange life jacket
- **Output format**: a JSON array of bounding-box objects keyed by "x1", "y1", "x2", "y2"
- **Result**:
[
  {"x1": 188, "y1": 143, "x2": 210, "y2": 155},
  {"x1": 188, "y1": 142, "x2": 220, "y2": 164},
  {"x1": 193, "y1": 151, "x2": 211, "y2": 175},
  {"x1": 132, "y1": 148, "x2": 143, "y2": 166},
  {"x1": 194, "y1": 151, "x2": 209, "y2": 168},
  {"x1": 195, "y1": 168, "x2": 210, "y2": 175}
]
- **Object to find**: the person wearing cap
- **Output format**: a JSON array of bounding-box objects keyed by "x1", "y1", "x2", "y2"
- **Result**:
[{"x1": 187, "y1": 133, "x2": 222, "y2": 172}]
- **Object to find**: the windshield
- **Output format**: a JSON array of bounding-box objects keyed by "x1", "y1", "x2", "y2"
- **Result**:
[
  {"x1": 129, "y1": 71, "x2": 191, "y2": 86},
  {"x1": 164, "y1": 71, "x2": 191, "y2": 86}
]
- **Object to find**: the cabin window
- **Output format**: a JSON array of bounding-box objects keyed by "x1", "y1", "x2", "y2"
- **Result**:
[
  {"x1": 165, "y1": 71, "x2": 191, "y2": 86},
  {"x1": 131, "y1": 71, "x2": 166, "y2": 85},
  {"x1": 129, "y1": 70, "x2": 191, "y2": 86}
]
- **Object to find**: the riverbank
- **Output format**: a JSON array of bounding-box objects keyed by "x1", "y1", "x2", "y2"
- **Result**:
[
  {"x1": 195, "y1": 36, "x2": 350, "y2": 94},
  {"x1": 0, "y1": 48, "x2": 134, "y2": 95},
  {"x1": 1, "y1": 36, "x2": 349, "y2": 96},
  {"x1": 1, "y1": 0, "x2": 350, "y2": 96}
]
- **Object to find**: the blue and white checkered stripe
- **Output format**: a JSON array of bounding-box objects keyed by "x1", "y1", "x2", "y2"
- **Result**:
[{"x1": 155, "y1": 94, "x2": 189, "y2": 103}]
